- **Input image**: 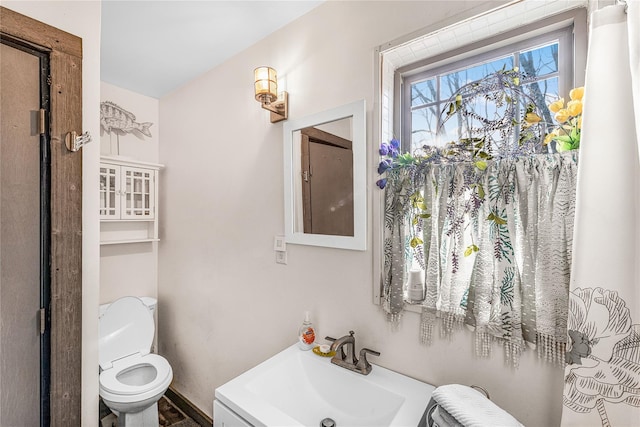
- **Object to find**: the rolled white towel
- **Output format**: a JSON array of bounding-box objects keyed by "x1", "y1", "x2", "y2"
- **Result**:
[
  {"x1": 431, "y1": 405, "x2": 463, "y2": 427},
  {"x1": 432, "y1": 384, "x2": 524, "y2": 427}
]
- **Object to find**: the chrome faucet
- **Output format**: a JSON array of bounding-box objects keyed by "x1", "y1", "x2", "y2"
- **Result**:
[
  {"x1": 328, "y1": 331, "x2": 357, "y2": 365},
  {"x1": 325, "y1": 331, "x2": 380, "y2": 375}
]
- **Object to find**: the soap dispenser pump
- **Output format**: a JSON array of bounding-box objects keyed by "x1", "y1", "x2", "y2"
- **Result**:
[{"x1": 298, "y1": 311, "x2": 316, "y2": 350}]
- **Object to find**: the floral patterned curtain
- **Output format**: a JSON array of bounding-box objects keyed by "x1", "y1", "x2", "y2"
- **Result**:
[{"x1": 382, "y1": 151, "x2": 578, "y2": 367}]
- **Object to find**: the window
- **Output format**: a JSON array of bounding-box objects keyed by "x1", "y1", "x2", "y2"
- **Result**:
[
  {"x1": 373, "y1": 4, "x2": 588, "y2": 307},
  {"x1": 374, "y1": 7, "x2": 588, "y2": 365},
  {"x1": 399, "y1": 26, "x2": 575, "y2": 155}
]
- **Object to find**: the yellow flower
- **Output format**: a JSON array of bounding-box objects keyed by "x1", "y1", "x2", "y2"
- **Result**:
[
  {"x1": 545, "y1": 87, "x2": 583, "y2": 151},
  {"x1": 543, "y1": 129, "x2": 560, "y2": 145},
  {"x1": 525, "y1": 112, "x2": 542, "y2": 124},
  {"x1": 569, "y1": 86, "x2": 584, "y2": 101},
  {"x1": 549, "y1": 98, "x2": 564, "y2": 113},
  {"x1": 555, "y1": 109, "x2": 570, "y2": 123},
  {"x1": 567, "y1": 100, "x2": 582, "y2": 116}
]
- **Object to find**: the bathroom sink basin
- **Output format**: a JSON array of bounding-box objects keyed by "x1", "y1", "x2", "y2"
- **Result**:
[{"x1": 214, "y1": 344, "x2": 434, "y2": 427}]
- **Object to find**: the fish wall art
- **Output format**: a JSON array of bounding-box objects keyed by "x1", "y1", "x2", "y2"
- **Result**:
[{"x1": 100, "y1": 101, "x2": 153, "y2": 138}]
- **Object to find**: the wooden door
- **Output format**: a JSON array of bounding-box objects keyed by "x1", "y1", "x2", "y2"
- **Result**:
[
  {"x1": 1, "y1": 7, "x2": 83, "y2": 426},
  {"x1": 300, "y1": 127, "x2": 354, "y2": 236},
  {"x1": 0, "y1": 39, "x2": 44, "y2": 427}
]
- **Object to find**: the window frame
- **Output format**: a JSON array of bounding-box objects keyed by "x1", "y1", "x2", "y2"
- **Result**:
[{"x1": 399, "y1": 25, "x2": 574, "y2": 154}]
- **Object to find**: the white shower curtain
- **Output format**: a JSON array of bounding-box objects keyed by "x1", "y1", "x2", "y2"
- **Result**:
[{"x1": 561, "y1": 2, "x2": 640, "y2": 427}]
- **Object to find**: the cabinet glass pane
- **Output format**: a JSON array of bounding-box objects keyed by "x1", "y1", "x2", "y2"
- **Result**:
[
  {"x1": 100, "y1": 166, "x2": 119, "y2": 217},
  {"x1": 100, "y1": 174, "x2": 106, "y2": 212},
  {"x1": 126, "y1": 192, "x2": 131, "y2": 216},
  {"x1": 119, "y1": 167, "x2": 153, "y2": 217}
]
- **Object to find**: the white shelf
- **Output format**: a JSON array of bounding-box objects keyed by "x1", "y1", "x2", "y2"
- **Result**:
[
  {"x1": 100, "y1": 155, "x2": 164, "y2": 170},
  {"x1": 100, "y1": 219, "x2": 155, "y2": 223},
  {"x1": 100, "y1": 238, "x2": 160, "y2": 246}
]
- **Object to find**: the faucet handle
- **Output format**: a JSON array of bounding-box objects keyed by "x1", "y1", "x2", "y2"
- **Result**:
[
  {"x1": 356, "y1": 348, "x2": 380, "y2": 375},
  {"x1": 360, "y1": 348, "x2": 380, "y2": 358}
]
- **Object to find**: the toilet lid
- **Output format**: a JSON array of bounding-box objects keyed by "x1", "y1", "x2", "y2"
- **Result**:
[{"x1": 99, "y1": 297, "x2": 154, "y2": 370}]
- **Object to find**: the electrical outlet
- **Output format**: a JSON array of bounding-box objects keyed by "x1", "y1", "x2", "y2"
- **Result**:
[{"x1": 276, "y1": 250, "x2": 287, "y2": 265}]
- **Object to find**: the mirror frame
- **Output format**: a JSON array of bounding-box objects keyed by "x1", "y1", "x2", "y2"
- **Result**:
[{"x1": 283, "y1": 99, "x2": 366, "y2": 250}]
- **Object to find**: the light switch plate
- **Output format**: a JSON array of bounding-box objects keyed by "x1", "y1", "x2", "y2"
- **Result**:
[{"x1": 274, "y1": 235, "x2": 286, "y2": 251}]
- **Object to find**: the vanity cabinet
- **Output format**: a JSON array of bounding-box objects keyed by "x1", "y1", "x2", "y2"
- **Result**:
[
  {"x1": 99, "y1": 156, "x2": 163, "y2": 245},
  {"x1": 213, "y1": 401, "x2": 252, "y2": 427}
]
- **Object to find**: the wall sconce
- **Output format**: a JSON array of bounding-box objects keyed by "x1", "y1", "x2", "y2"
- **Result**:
[{"x1": 254, "y1": 66, "x2": 288, "y2": 123}]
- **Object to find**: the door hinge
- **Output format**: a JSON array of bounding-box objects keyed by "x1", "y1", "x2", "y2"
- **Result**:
[
  {"x1": 46, "y1": 75, "x2": 52, "y2": 85},
  {"x1": 38, "y1": 108, "x2": 46, "y2": 135},
  {"x1": 39, "y1": 308, "x2": 46, "y2": 335}
]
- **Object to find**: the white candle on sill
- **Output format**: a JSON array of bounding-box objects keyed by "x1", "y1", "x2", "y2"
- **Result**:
[{"x1": 407, "y1": 268, "x2": 425, "y2": 303}]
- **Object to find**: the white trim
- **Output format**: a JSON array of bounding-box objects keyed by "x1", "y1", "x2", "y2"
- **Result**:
[{"x1": 283, "y1": 99, "x2": 367, "y2": 251}]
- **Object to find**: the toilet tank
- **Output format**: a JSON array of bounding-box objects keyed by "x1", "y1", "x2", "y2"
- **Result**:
[{"x1": 139, "y1": 296, "x2": 157, "y2": 316}]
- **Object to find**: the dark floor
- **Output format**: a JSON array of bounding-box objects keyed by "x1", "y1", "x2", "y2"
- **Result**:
[{"x1": 100, "y1": 395, "x2": 202, "y2": 427}]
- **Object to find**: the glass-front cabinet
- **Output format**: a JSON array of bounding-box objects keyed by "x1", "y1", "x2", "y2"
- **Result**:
[{"x1": 99, "y1": 156, "x2": 163, "y2": 244}]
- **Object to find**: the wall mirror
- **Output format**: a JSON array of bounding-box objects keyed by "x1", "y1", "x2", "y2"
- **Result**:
[{"x1": 283, "y1": 99, "x2": 366, "y2": 250}]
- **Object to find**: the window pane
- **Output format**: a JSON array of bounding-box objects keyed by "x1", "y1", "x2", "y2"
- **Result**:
[
  {"x1": 440, "y1": 91, "x2": 513, "y2": 150},
  {"x1": 441, "y1": 56, "x2": 514, "y2": 99},
  {"x1": 522, "y1": 76, "x2": 559, "y2": 123},
  {"x1": 411, "y1": 78, "x2": 437, "y2": 107},
  {"x1": 439, "y1": 113, "x2": 462, "y2": 147},
  {"x1": 411, "y1": 106, "x2": 439, "y2": 150},
  {"x1": 467, "y1": 91, "x2": 510, "y2": 131},
  {"x1": 402, "y1": 27, "x2": 574, "y2": 155},
  {"x1": 519, "y1": 42, "x2": 558, "y2": 79}
]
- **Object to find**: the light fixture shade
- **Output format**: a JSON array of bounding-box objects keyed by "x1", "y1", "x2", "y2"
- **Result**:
[{"x1": 254, "y1": 66, "x2": 278, "y2": 104}]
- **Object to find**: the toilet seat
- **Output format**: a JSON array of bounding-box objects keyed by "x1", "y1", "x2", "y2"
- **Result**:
[
  {"x1": 100, "y1": 353, "x2": 172, "y2": 397},
  {"x1": 99, "y1": 296, "x2": 173, "y2": 405}
]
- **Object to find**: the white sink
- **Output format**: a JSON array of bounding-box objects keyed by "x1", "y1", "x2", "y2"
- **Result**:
[{"x1": 214, "y1": 344, "x2": 435, "y2": 427}]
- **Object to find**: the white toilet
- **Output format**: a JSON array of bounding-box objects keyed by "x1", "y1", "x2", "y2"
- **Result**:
[{"x1": 99, "y1": 296, "x2": 173, "y2": 427}]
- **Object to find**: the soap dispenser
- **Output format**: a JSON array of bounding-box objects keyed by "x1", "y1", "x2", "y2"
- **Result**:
[{"x1": 298, "y1": 311, "x2": 316, "y2": 350}]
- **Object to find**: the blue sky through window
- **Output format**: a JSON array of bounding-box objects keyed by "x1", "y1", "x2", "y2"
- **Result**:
[{"x1": 408, "y1": 41, "x2": 560, "y2": 153}]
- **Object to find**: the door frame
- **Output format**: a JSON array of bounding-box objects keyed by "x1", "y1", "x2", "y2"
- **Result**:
[{"x1": 1, "y1": 7, "x2": 83, "y2": 425}]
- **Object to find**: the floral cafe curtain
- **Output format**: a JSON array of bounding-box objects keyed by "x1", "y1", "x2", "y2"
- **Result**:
[
  {"x1": 380, "y1": 69, "x2": 582, "y2": 367},
  {"x1": 382, "y1": 151, "x2": 578, "y2": 366}
]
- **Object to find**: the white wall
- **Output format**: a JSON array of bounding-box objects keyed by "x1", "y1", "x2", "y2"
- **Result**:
[
  {"x1": 1, "y1": 1, "x2": 102, "y2": 425},
  {"x1": 159, "y1": 1, "x2": 564, "y2": 426},
  {"x1": 100, "y1": 82, "x2": 160, "y2": 161},
  {"x1": 99, "y1": 82, "x2": 160, "y2": 306}
]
